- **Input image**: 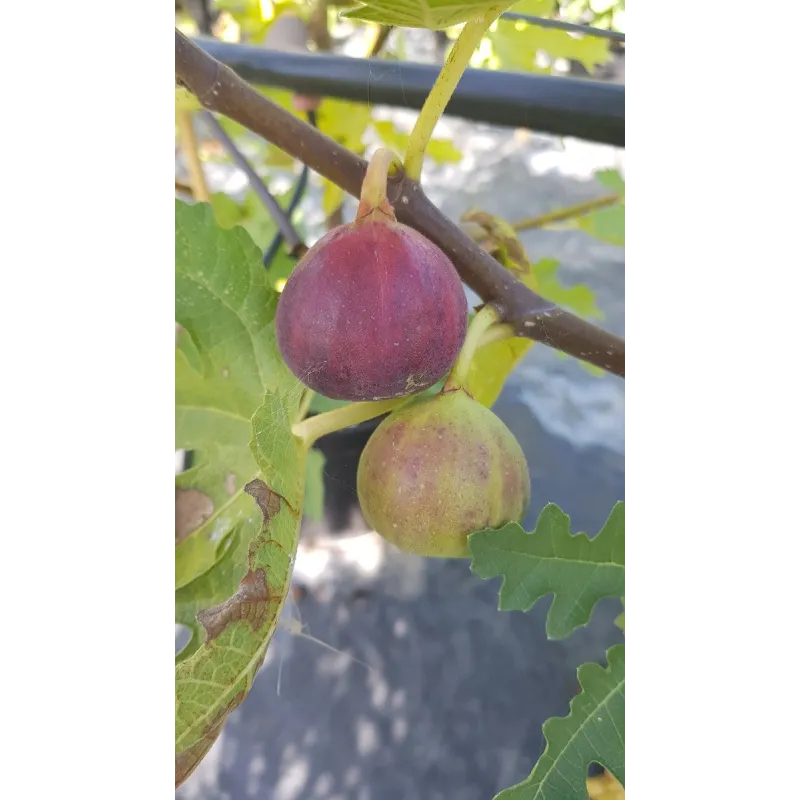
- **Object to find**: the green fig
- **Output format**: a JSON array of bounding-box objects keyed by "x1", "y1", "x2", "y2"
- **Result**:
[{"x1": 357, "y1": 388, "x2": 530, "y2": 558}]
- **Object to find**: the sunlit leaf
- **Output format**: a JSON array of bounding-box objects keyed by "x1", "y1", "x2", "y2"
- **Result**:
[
  {"x1": 210, "y1": 192, "x2": 244, "y2": 229},
  {"x1": 176, "y1": 87, "x2": 202, "y2": 113},
  {"x1": 469, "y1": 338, "x2": 533, "y2": 407},
  {"x1": 175, "y1": 385, "x2": 307, "y2": 786},
  {"x1": 483, "y1": 0, "x2": 612, "y2": 73},
  {"x1": 341, "y1": 0, "x2": 515, "y2": 31},
  {"x1": 257, "y1": 86, "x2": 300, "y2": 115},
  {"x1": 175, "y1": 200, "x2": 295, "y2": 589},
  {"x1": 373, "y1": 119, "x2": 462, "y2": 165},
  {"x1": 595, "y1": 168, "x2": 625, "y2": 197},
  {"x1": 264, "y1": 145, "x2": 298, "y2": 168},
  {"x1": 173, "y1": 200, "x2": 300, "y2": 692},
  {"x1": 589, "y1": 0, "x2": 619, "y2": 16},
  {"x1": 317, "y1": 98, "x2": 372, "y2": 216},
  {"x1": 575, "y1": 170, "x2": 625, "y2": 246},
  {"x1": 317, "y1": 98, "x2": 372, "y2": 151},
  {"x1": 425, "y1": 137, "x2": 462, "y2": 163},
  {"x1": 239, "y1": 189, "x2": 290, "y2": 252},
  {"x1": 576, "y1": 206, "x2": 624, "y2": 247},
  {"x1": 532, "y1": 258, "x2": 604, "y2": 320},
  {"x1": 323, "y1": 180, "x2": 347, "y2": 217},
  {"x1": 265, "y1": 249, "x2": 299, "y2": 287},
  {"x1": 215, "y1": 0, "x2": 271, "y2": 41}
]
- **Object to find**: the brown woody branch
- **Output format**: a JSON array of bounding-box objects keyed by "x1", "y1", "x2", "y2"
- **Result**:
[{"x1": 175, "y1": 30, "x2": 625, "y2": 378}]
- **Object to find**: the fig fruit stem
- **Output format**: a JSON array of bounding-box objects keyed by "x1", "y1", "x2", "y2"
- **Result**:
[
  {"x1": 296, "y1": 389, "x2": 314, "y2": 423},
  {"x1": 445, "y1": 305, "x2": 502, "y2": 392},
  {"x1": 292, "y1": 397, "x2": 408, "y2": 448},
  {"x1": 356, "y1": 147, "x2": 402, "y2": 221},
  {"x1": 403, "y1": 10, "x2": 504, "y2": 182}
]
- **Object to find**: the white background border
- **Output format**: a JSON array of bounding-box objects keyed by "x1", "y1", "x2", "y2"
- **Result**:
[
  {"x1": 624, "y1": 3, "x2": 800, "y2": 797},
  {"x1": 1, "y1": 2, "x2": 175, "y2": 795}
]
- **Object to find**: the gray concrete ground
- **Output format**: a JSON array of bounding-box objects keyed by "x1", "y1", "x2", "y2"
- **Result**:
[{"x1": 177, "y1": 35, "x2": 624, "y2": 800}]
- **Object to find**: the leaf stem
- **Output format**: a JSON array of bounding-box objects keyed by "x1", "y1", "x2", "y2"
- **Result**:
[
  {"x1": 325, "y1": 25, "x2": 394, "y2": 229},
  {"x1": 177, "y1": 110, "x2": 210, "y2": 202},
  {"x1": 445, "y1": 305, "x2": 502, "y2": 392},
  {"x1": 367, "y1": 24, "x2": 394, "y2": 57},
  {"x1": 403, "y1": 11, "x2": 502, "y2": 181},
  {"x1": 356, "y1": 147, "x2": 402, "y2": 220},
  {"x1": 292, "y1": 398, "x2": 406, "y2": 448},
  {"x1": 512, "y1": 194, "x2": 620, "y2": 232}
]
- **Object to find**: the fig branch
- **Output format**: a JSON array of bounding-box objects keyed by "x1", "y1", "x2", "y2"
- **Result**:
[
  {"x1": 175, "y1": 30, "x2": 625, "y2": 378},
  {"x1": 403, "y1": 10, "x2": 503, "y2": 181}
]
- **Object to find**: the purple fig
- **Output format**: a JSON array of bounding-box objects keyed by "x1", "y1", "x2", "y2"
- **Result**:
[
  {"x1": 275, "y1": 209, "x2": 467, "y2": 402},
  {"x1": 357, "y1": 388, "x2": 530, "y2": 558}
]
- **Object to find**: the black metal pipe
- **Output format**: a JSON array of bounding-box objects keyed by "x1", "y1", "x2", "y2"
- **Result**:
[
  {"x1": 191, "y1": 37, "x2": 624, "y2": 147},
  {"x1": 262, "y1": 110, "x2": 317, "y2": 270},
  {"x1": 199, "y1": 110, "x2": 305, "y2": 254}
]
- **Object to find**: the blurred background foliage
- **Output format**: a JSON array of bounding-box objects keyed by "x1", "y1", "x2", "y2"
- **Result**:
[{"x1": 175, "y1": 0, "x2": 623, "y2": 245}]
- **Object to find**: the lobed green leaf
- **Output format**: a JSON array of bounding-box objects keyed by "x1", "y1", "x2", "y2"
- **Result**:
[
  {"x1": 469, "y1": 502, "x2": 624, "y2": 639},
  {"x1": 494, "y1": 645, "x2": 625, "y2": 799}
]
